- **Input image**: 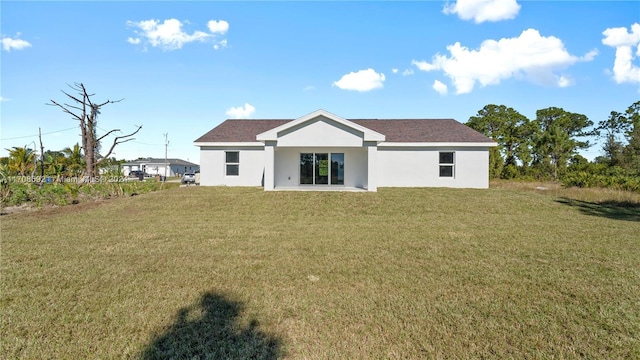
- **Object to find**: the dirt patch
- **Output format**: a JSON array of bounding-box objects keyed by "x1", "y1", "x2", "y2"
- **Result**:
[
  {"x1": 1, "y1": 199, "x2": 111, "y2": 218},
  {"x1": 0, "y1": 203, "x2": 37, "y2": 216}
]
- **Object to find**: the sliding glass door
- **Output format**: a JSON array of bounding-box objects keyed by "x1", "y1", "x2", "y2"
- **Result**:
[
  {"x1": 300, "y1": 153, "x2": 344, "y2": 185},
  {"x1": 331, "y1": 153, "x2": 344, "y2": 185},
  {"x1": 300, "y1": 153, "x2": 314, "y2": 184}
]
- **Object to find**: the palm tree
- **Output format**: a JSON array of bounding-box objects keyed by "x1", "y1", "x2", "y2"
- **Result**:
[
  {"x1": 6, "y1": 146, "x2": 35, "y2": 176},
  {"x1": 43, "y1": 150, "x2": 67, "y2": 176},
  {"x1": 61, "y1": 143, "x2": 85, "y2": 176}
]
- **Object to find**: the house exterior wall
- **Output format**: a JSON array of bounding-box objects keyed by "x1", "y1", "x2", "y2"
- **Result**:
[
  {"x1": 199, "y1": 146, "x2": 265, "y2": 186},
  {"x1": 198, "y1": 145, "x2": 490, "y2": 189},
  {"x1": 123, "y1": 163, "x2": 198, "y2": 177},
  {"x1": 273, "y1": 147, "x2": 368, "y2": 188},
  {"x1": 276, "y1": 117, "x2": 364, "y2": 147},
  {"x1": 144, "y1": 164, "x2": 172, "y2": 176},
  {"x1": 377, "y1": 146, "x2": 490, "y2": 188}
]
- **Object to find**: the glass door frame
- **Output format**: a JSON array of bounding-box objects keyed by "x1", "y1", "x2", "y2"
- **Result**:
[{"x1": 299, "y1": 152, "x2": 344, "y2": 186}]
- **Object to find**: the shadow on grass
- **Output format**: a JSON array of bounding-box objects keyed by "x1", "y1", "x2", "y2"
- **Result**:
[
  {"x1": 139, "y1": 292, "x2": 282, "y2": 360},
  {"x1": 556, "y1": 197, "x2": 640, "y2": 222}
]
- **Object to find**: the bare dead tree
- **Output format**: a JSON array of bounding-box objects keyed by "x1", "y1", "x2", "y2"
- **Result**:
[{"x1": 49, "y1": 83, "x2": 142, "y2": 177}]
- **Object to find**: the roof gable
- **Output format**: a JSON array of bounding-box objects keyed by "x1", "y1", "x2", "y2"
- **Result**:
[{"x1": 256, "y1": 109, "x2": 385, "y2": 142}]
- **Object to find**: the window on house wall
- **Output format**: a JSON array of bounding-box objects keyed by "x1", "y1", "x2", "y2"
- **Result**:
[
  {"x1": 226, "y1": 151, "x2": 239, "y2": 176},
  {"x1": 439, "y1": 152, "x2": 454, "y2": 177}
]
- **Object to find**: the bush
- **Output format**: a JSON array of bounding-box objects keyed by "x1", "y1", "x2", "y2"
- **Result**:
[
  {"x1": 37, "y1": 184, "x2": 70, "y2": 207},
  {"x1": 561, "y1": 172, "x2": 640, "y2": 192},
  {"x1": 7, "y1": 183, "x2": 31, "y2": 206},
  {"x1": 1, "y1": 179, "x2": 178, "y2": 208}
]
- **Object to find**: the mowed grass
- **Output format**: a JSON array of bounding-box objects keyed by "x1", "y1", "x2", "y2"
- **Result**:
[{"x1": 1, "y1": 185, "x2": 639, "y2": 359}]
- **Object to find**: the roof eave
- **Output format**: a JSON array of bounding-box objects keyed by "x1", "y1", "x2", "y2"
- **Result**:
[
  {"x1": 379, "y1": 141, "x2": 498, "y2": 147},
  {"x1": 194, "y1": 141, "x2": 264, "y2": 147}
]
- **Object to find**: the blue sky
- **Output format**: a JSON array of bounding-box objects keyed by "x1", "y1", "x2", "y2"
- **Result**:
[{"x1": 2, "y1": 1, "x2": 639, "y2": 164}]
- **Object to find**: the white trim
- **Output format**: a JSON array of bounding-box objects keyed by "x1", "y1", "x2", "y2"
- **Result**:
[
  {"x1": 194, "y1": 142, "x2": 264, "y2": 147},
  {"x1": 225, "y1": 151, "x2": 240, "y2": 177},
  {"x1": 256, "y1": 109, "x2": 385, "y2": 142},
  {"x1": 438, "y1": 151, "x2": 455, "y2": 179},
  {"x1": 379, "y1": 142, "x2": 497, "y2": 147}
]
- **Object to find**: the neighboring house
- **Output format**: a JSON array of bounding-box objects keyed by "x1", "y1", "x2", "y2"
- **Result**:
[
  {"x1": 122, "y1": 158, "x2": 199, "y2": 177},
  {"x1": 194, "y1": 109, "x2": 496, "y2": 191}
]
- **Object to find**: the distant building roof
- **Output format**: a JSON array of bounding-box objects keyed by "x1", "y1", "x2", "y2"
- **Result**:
[{"x1": 123, "y1": 158, "x2": 199, "y2": 166}]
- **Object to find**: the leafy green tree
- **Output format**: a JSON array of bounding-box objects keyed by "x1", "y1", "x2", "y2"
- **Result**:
[
  {"x1": 466, "y1": 104, "x2": 534, "y2": 178},
  {"x1": 532, "y1": 107, "x2": 594, "y2": 180},
  {"x1": 621, "y1": 101, "x2": 640, "y2": 174},
  {"x1": 534, "y1": 125, "x2": 574, "y2": 180},
  {"x1": 596, "y1": 111, "x2": 630, "y2": 166},
  {"x1": 6, "y1": 146, "x2": 36, "y2": 176}
]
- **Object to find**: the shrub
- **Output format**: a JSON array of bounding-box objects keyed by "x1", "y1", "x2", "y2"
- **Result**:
[
  {"x1": 8, "y1": 183, "x2": 30, "y2": 206},
  {"x1": 1, "y1": 179, "x2": 177, "y2": 208},
  {"x1": 561, "y1": 172, "x2": 640, "y2": 192}
]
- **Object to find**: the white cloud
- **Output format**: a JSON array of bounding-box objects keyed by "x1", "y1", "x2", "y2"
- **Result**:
[
  {"x1": 127, "y1": 18, "x2": 229, "y2": 51},
  {"x1": 207, "y1": 20, "x2": 229, "y2": 34},
  {"x1": 443, "y1": 0, "x2": 520, "y2": 23},
  {"x1": 226, "y1": 103, "x2": 255, "y2": 118},
  {"x1": 332, "y1": 68, "x2": 385, "y2": 92},
  {"x1": 581, "y1": 49, "x2": 599, "y2": 62},
  {"x1": 213, "y1": 39, "x2": 228, "y2": 50},
  {"x1": 392, "y1": 68, "x2": 399, "y2": 74},
  {"x1": 0, "y1": 96, "x2": 8, "y2": 102},
  {"x1": 412, "y1": 29, "x2": 590, "y2": 94},
  {"x1": 303, "y1": 85, "x2": 316, "y2": 91},
  {"x1": 602, "y1": 23, "x2": 640, "y2": 84},
  {"x1": 1, "y1": 34, "x2": 32, "y2": 52},
  {"x1": 411, "y1": 59, "x2": 438, "y2": 72},
  {"x1": 557, "y1": 75, "x2": 573, "y2": 87},
  {"x1": 402, "y1": 69, "x2": 414, "y2": 76},
  {"x1": 433, "y1": 80, "x2": 448, "y2": 95}
]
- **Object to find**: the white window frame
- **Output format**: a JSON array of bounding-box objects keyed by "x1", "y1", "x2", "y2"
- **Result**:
[
  {"x1": 225, "y1": 151, "x2": 239, "y2": 176},
  {"x1": 439, "y1": 152, "x2": 455, "y2": 178}
]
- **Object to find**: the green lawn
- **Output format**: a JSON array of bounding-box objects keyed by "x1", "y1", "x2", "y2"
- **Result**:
[{"x1": 1, "y1": 186, "x2": 639, "y2": 359}]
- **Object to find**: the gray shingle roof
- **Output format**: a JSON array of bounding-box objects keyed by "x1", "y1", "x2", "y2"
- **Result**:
[
  {"x1": 194, "y1": 118, "x2": 494, "y2": 143},
  {"x1": 194, "y1": 120, "x2": 290, "y2": 143}
]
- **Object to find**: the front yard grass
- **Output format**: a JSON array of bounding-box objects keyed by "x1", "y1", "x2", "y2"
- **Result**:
[{"x1": 1, "y1": 185, "x2": 639, "y2": 358}]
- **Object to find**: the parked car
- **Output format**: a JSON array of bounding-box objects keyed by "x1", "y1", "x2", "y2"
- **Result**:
[
  {"x1": 181, "y1": 173, "x2": 196, "y2": 184},
  {"x1": 129, "y1": 170, "x2": 147, "y2": 179}
]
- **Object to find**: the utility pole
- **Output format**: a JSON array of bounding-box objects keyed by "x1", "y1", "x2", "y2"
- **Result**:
[
  {"x1": 163, "y1": 133, "x2": 169, "y2": 181},
  {"x1": 39, "y1": 127, "x2": 45, "y2": 177}
]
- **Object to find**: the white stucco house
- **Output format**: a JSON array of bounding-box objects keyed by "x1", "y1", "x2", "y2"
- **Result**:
[
  {"x1": 194, "y1": 109, "x2": 496, "y2": 191},
  {"x1": 122, "y1": 158, "x2": 199, "y2": 177}
]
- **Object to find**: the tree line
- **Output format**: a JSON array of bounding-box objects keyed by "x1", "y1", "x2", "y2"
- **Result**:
[
  {"x1": 1, "y1": 83, "x2": 140, "y2": 180},
  {"x1": 465, "y1": 101, "x2": 640, "y2": 191},
  {"x1": 0, "y1": 143, "x2": 121, "y2": 178}
]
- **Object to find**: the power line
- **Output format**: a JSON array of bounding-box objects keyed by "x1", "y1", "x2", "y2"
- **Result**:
[
  {"x1": 0, "y1": 126, "x2": 78, "y2": 141},
  {"x1": 131, "y1": 141, "x2": 164, "y2": 146}
]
